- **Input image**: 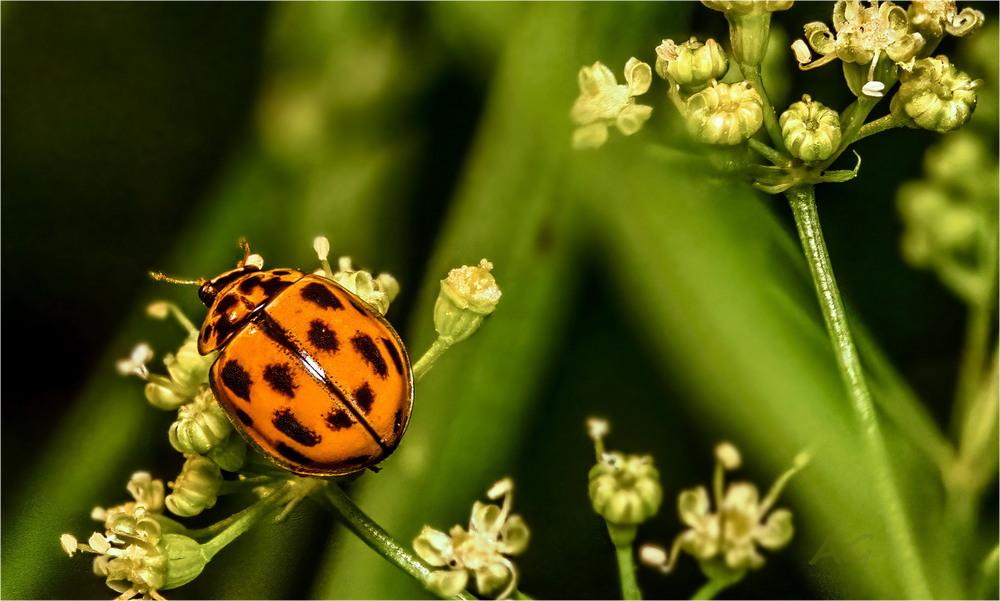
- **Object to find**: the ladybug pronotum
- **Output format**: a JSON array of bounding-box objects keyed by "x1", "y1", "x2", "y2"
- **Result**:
[{"x1": 189, "y1": 246, "x2": 413, "y2": 476}]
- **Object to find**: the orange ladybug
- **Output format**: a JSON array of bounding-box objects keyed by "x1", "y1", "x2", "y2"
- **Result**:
[{"x1": 183, "y1": 245, "x2": 413, "y2": 476}]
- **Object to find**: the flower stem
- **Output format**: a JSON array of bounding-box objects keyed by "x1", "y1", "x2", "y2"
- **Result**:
[
  {"x1": 785, "y1": 184, "x2": 931, "y2": 599},
  {"x1": 615, "y1": 543, "x2": 642, "y2": 600},
  {"x1": 691, "y1": 576, "x2": 736, "y2": 600},
  {"x1": 953, "y1": 298, "x2": 992, "y2": 436},
  {"x1": 747, "y1": 139, "x2": 788, "y2": 167},
  {"x1": 854, "y1": 113, "x2": 907, "y2": 143},
  {"x1": 199, "y1": 480, "x2": 298, "y2": 559},
  {"x1": 740, "y1": 64, "x2": 785, "y2": 153},
  {"x1": 412, "y1": 337, "x2": 453, "y2": 383},
  {"x1": 321, "y1": 482, "x2": 478, "y2": 601}
]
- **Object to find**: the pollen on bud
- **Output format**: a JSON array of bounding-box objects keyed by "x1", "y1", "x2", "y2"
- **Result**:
[
  {"x1": 890, "y1": 55, "x2": 980, "y2": 133},
  {"x1": 165, "y1": 455, "x2": 222, "y2": 518},
  {"x1": 244, "y1": 254, "x2": 264, "y2": 269},
  {"x1": 656, "y1": 37, "x2": 729, "y2": 92},
  {"x1": 146, "y1": 302, "x2": 171, "y2": 320},
  {"x1": 433, "y1": 259, "x2": 502, "y2": 345},
  {"x1": 779, "y1": 95, "x2": 842, "y2": 162},
  {"x1": 685, "y1": 81, "x2": 764, "y2": 145},
  {"x1": 639, "y1": 543, "x2": 670, "y2": 573},
  {"x1": 60, "y1": 533, "x2": 79, "y2": 557},
  {"x1": 587, "y1": 418, "x2": 609, "y2": 442},
  {"x1": 313, "y1": 236, "x2": 331, "y2": 262}
]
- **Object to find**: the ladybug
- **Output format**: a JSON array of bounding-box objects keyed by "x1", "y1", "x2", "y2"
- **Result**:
[{"x1": 179, "y1": 244, "x2": 413, "y2": 476}]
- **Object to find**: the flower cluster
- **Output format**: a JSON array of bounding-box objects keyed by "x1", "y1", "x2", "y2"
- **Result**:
[
  {"x1": 640, "y1": 443, "x2": 808, "y2": 579},
  {"x1": 414, "y1": 478, "x2": 529, "y2": 600},
  {"x1": 571, "y1": 59, "x2": 653, "y2": 149},
  {"x1": 62, "y1": 473, "x2": 207, "y2": 600}
]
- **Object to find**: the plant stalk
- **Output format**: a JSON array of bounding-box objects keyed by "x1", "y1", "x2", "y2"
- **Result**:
[
  {"x1": 322, "y1": 482, "x2": 477, "y2": 601},
  {"x1": 785, "y1": 184, "x2": 931, "y2": 599},
  {"x1": 615, "y1": 543, "x2": 642, "y2": 600}
]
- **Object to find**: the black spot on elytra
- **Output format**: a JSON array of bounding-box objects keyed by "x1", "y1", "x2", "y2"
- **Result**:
[
  {"x1": 238, "y1": 273, "x2": 264, "y2": 293},
  {"x1": 272, "y1": 269, "x2": 293, "y2": 276},
  {"x1": 235, "y1": 408, "x2": 254, "y2": 426},
  {"x1": 216, "y1": 294, "x2": 238, "y2": 314},
  {"x1": 324, "y1": 409, "x2": 353, "y2": 431},
  {"x1": 272, "y1": 408, "x2": 321, "y2": 446},
  {"x1": 201, "y1": 322, "x2": 213, "y2": 343},
  {"x1": 381, "y1": 338, "x2": 404, "y2": 375},
  {"x1": 301, "y1": 282, "x2": 343, "y2": 310},
  {"x1": 354, "y1": 382, "x2": 376, "y2": 414},
  {"x1": 308, "y1": 320, "x2": 339, "y2": 352},
  {"x1": 220, "y1": 360, "x2": 253, "y2": 401},
  {"x1": 351, "y1": 334, "x2": 387, "y2": 377},
  {"x1": 393, "y1": 409, "x2": 403, "y2": 433},
  {"x1": 275, "y1": 442, "x2": 313, "y2": 465},
  {"x1": 263, "y1": 363, "x2": 297, "y2": 398}
]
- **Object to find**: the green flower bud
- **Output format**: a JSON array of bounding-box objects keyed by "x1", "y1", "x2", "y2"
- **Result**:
[
  {"x1": 701, "y1": 1, "x2": 792, "y2": 67},
  {"x1": 159, "y1": 534, "x2": 208, "y2": 590},
  {"x1": 656, "y1": 37, "x2": 729, "y2": 91},
  {"x1": 207, "y1": 432, "x2": 248, "y2": 472},
  {"x1": 589, "y1": 452, "x2": 663, "y2": 529},
  {"x1": 433, "y1": 259, "x2": 501, "y2": 344},
  {"x1": 165, "y1": 455, "x2": 221, "y2": 518},
  {"x1": 163, "y1": 337, "x2": 212, "y2": 391},
  {"x1": 891, "y1": 56, "x2": 980, "y2": 133},
  {"x1": 144, "y1": 381, "x2": 190, "y2": 411},
  {"x1": 685, "y1": 81, "x2": 764, "y2": 145},
  {"x1": 168, "y1": 389, "x2": 232, "y2": 455},
  {"x1": 779, "y1": 95, "x2": 842, "y2": 162}
]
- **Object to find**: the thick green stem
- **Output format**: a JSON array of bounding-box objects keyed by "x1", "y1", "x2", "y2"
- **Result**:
[
  {"x1": 412, "y1": 337, "x2": 453, "y2": 383},
  {"x1": 322, "y1": 482, "x2": 477, "y2": 601},
  {"x1": 953, "y1": 299, "x2": 992, "y2": 437},
  {"x1": 785, "y1": 185, "x2": 931, "y2": 599},
  {"x1": 615, "y1": 543, "x2": 642, "y2": 600}
]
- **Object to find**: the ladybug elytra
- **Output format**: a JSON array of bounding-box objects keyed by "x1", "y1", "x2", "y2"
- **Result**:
[{"x1": 184, "y1": 245, "x2": 413, "y2": 476}]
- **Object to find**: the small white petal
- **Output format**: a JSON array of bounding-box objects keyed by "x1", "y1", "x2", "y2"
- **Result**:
[
  {"x1": 313, "y1": 236, "x2": 331, "y2": 261},
  {"x1": 61, "y1": 534, "x2": 79, "y2": 556}
]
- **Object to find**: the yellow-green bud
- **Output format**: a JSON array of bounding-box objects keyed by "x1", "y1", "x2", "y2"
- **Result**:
[
  {"x1": 433, "y1": 259, "x2": 501, "y2": 344},
  {"x1": 589, "y1": 452, "x2": 662, "y2": 532},
  {"x1": 163, "y1": 337, "x2": 212, "y2": 391},
  {"x1": 207, "y1": 432, "x2": 247, "y2": 472},
  {"x1": 701, "y1": 1, "x2": 792, "y2": 67},
  {"x1": 144, "y1": 381, "x2": 190, "y2": 411},
  {"x1": 779, "y1": 95, "x2": 842, "y2": 162},
  {"x1": 168, "y1": 389, "x2": 232, "y2": 455},
  {"x1": 891, "y1": 56, "x2": 980, "y2": 133},
  {"x1": 159, "y1": 534, "x2": 208, "y2": 590},
  {"x1": 165, "y1": 455, "x2": 221, "y2": 517},
  {"x1": 656, "y1": 37, "x2": 729, "y2": 92},
  {"x1": 685, "y1": 81, "x2": 764, "y2": 145}
]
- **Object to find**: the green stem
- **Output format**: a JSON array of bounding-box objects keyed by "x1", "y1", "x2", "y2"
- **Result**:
[
  {"x1": 412, "y1": 337, "x2": 453, "y2": 383},
  {"x1": 740, "y1": 65, "x2": 785, "y2": 153},
  {"x1": 953, "y1": 298, "x2": 992, "y2": 438},
  {"x1": 785, "y1": 185, "x2": 931, "y2": 599},
  {"x1": 691, "y1": 577, "x2": 736, "y2": 600},
  {"x1": 854, "y1": 113, "x2": 907, "y2": 143},
  {"x1": 615, "y1": 543, "x2": 642, "y2": 600},
  {"x1": 199, "y1": 480, "x2": 298, "y2": 559},
  {"x1": 747, "y1": 139, "x2": 789, "y2": 167},
  {"x1": 322, "y1": 482, "x2": 477, "y2": 601},
  {"x1": 818, "y1": 97, "x2": 879, "y2": 171}
]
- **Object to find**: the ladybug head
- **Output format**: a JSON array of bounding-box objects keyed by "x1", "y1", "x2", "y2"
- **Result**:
[{"x1": 198, "y1": 265, "x2": 261, "y2": 307}]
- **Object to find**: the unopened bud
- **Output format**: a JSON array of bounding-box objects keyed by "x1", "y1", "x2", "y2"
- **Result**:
[
  {"x1": 685, "y1": 81, "x2": 764, "y2": 145},
  {"x1": 433, "y1": 259, "x2": 501, "y2": 344},
  {"x1": 657, "y1": 37, "x2": 729, "y2": 91},
  {"x1": 168, "y1": 389, "x2": 232, "y2": 455},
  {"x1": 891, "y1": 55, "x2": 979, "y2": 133},
  {"x1": 165, "y1": 455, "x2": 222, "y2": 518},
  {"x1": 779, "y1": 95, "x2": 842, "y2": 162}
]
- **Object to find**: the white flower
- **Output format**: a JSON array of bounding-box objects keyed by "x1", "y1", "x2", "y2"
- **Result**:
[
  {"x1": 571, "y1": 59, "x2": 653, "y2": 149},
  {"x1": 414, "y1": 478, "x2": 530, "y2": 599}
]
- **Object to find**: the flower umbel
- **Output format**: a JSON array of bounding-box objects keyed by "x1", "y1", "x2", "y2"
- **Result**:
[
  {"x1": 413, "y1": 479, "x2": 529, "y2": 600},
  {"x1": 642, "y1": 444, "x2": 808, "y2": 581},
  {"x1": 571, "y1": 58, "x2": 653, "y2": 149}
]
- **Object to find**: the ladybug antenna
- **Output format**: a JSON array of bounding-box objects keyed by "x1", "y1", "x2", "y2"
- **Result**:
[{"x1": 149, "y1": 271, "x2": 205, "y2": 287}]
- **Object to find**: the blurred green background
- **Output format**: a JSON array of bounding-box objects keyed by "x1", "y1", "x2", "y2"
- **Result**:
[{"x1": 2, "y1": 3, "x2": 997, "y2": 599}]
